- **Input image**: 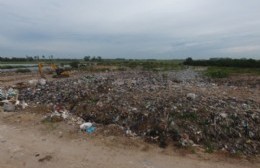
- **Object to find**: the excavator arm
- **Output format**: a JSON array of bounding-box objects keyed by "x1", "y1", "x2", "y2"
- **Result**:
[
  {"x1": 38, "y1": 63, "x2": 70, "y2": 78},
  {"x1": 38, "y1": 63, "x2": 45, "y2": 78}
]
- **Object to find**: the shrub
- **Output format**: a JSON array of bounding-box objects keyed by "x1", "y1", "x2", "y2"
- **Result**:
[
  {"x1": 15, "y1": 68, "x2": 31, "y2": 73},
  {"x1": 69, "y1": 61, "x2": 80, "y2": 68},
  {"x1": 206, "y1": 70, "x2": 229, "y2": 78}
]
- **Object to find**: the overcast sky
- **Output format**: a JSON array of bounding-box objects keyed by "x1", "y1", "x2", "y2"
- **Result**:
[{"x1": 0, "y1": 0, "x2": 260, "y2": 59}]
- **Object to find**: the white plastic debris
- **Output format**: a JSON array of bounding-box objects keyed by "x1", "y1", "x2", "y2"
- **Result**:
[
  {"x1": 0, "y1": 88, "x2": 18, "y2": 100},
  {"x1": 61, "y1": 110, "x2": 69, "y2": 119},
  {"x1": 28, "y1": 79, "x2": 38, "y2": 86},
  {"x1": 80, "y1": 122, "x2": 92, "y2": 130},
  {"x1": 50, "y1": 110, "x2": 69, "y2": 120},
  {"x1": 220, "y1": 113, "x2": 228, "y2": 118},
  {"x1": 7, "y1": 88, "x2": 17, "y2": 98},
  {"x1": 15, "y1": 100, "x2": 20, "y2": 105},
  {"x1": 1, "y1": 100, "x2": 9, "y2": 103},
  {"x1": 21, "y1": 100, "x2": 28, "y2": 109},
  {"x1": 39, "y1": 78, "x2": 47, "y2": 85},
  {"x1": 0, "y1": 88, "x2": 6, "y2": 100},
  {"x1": 187, "y1": 93, "x2": 196, "y2": 100}
]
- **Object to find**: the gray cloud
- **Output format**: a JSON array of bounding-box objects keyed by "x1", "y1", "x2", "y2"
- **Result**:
[{"x1": 0, "y1": 0, "x2": 260, "y2": 59}]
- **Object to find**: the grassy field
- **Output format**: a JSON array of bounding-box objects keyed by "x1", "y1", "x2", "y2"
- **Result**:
[
  {"x1": 205, "y1": 66, "x2": 260, "y2": 78},
  {"x1": 0, "y1": 65, "x2": 34, "y2": 69},
  {"x1": 1, "y1": 59, "x2": 259, "y2": 77},
  {"x1": 93, "y1": 59, "x2": 184, "y2": 71}
]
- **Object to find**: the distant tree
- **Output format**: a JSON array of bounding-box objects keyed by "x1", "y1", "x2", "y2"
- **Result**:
[
  {"x1": 70, "y1": 61, "x2": 80, "y2": 68},
  {"x1": 97, "y1": 56, "x2": 102, "y2": 62},
  {"x1": 84, "y1": 56, "x2": 91, "y2": 61},
  {"x1": 183, "y1": 57, "x2": 193, "y2": 65},
  {"x1": 183, "y1": 57, "x2": 260, "y2": 68},
  {"x1": 91, "y1": 56, "x2": 96, "y2": 61},
  {"x1": 26, "y1": 56, "x2": 33, "y2": 61},
  {"x1": 34, "y1": 55, "x2": 40, "y2": 60}
]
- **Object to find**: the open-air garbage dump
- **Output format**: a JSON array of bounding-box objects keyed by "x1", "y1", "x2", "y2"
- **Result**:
[{"x1": 10, "y1": 69, "x2": 258, "y2": 156}]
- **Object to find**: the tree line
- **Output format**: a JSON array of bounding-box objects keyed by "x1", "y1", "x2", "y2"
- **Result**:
[
  {"x1": 83, "y1": 56, "x2": 102, "y2": 62},
  {"x1": 0, "y1": 55, "x2": 103, "y2": 62},
  {"x1": 0, "y1": 56, "x2": 34, "y2": 62},
  {"x1": 184, "y1": 57, "x2": 260, "y2": 68},
  {"x1": 0, "y1": 55, "x2": 55, "y2": 62}
]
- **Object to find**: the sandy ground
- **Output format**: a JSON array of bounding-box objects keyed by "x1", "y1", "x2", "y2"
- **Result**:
[{"x1": 0, "y1": 111, "x2": 259, "y2": 168}]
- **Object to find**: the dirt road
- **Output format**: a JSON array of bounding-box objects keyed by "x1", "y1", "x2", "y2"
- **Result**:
[{"x1": 0, "y1": 114, "x2": 258, "y2": 168}]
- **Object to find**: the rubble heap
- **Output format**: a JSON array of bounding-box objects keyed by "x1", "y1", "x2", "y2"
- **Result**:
[{"x1": 19, "y1": 70, "x2": 260, "y2": 155}]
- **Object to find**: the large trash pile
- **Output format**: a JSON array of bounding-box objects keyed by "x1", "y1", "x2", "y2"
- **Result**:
[{"x1": 19, "y1": 70, "x2": 260, "y2": 155}]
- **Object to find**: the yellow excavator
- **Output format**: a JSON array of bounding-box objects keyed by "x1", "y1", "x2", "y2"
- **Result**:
[{"x1": 38, "y1": 63, "x2": 70, "y2": 78}]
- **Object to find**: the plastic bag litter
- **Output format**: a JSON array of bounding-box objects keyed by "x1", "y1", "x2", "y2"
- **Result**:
[
  {"x1": 86, "y1": 126, "x2": 96, "y2": 133},
  {"x1": 80, "y1": 122, "x2": 92, "y2": 130},
  {"x1": 28, "y1": 79, "x2": 38, "y2": 86},
  {"x1": 3, "y1": 102, "x2": 15, "y2": 112},
  {"x1": 0, "y1": 88, "x2": 18, "y2": 100},
  {"x1": 187, "y1": 93, "x2": 196, "y2": 100},
  {"x1": 80, "y1": 122, "x2": 96, "y2": 134},
  {"x1": 0, "y1": 89, "x2": 5, "y2": 100},
  {"x1": 39, "y1": 78, "x2": 47, "y2": 85},
  {"x1": 7, "y1": 88, "x2": 17, "y2": 98}
]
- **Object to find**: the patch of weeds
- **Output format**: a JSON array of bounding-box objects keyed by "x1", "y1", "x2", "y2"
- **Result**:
[
  {"x1": 204, "y1": 141, "x2": 215, "y2": 153},
  {"x1": 117, "y1": 67, "x2": 127, "y2": 71},
  {"x1": 205, "y1": 69, "x2": 229, "y2": 78},
  {"x1": 41, "y1": 119, "x2": 59, "y2": 131},
  {"x1": 179, "y1": 112, "x2": 198, "y2": 121},
  {"x1": 199, "y1": 119, "x2": 210, "y2": 126},
  {"x1": 15, "y1": 68, "x2": 31, "y2": 73},
  {"x1": 0, "y1": 65, "x2": 14, "y2": 69},
  {"x1": 87, "y1": 98, "x2": 99, "y2": 104},
  {"x1": 229, "y1": 151, "x2": 243, "y2": 158},
  {"x1": 41, "y1": 116, "x2": 63, "y2": 123},
  {"x1": 185, "y1": 146, "x2": 197, "y2": 154}
]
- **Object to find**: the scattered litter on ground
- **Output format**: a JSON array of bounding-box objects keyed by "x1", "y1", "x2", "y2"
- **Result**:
[
  {"x1": 80, "y1": 122, "x2": 93, "y2": 130},
  {"x1": 0, "y1": 88, "x2": 19, "y2": 101},
  {"x1": 80, "y1": 122, "x2": 96, "y2": 133},
  {"x1": 38, "y1": 78, "x2": 47, "y2": 85},
  {"x1": 3, "y1": 102, "x2": 15, "y2": 112},
  {"x1": 42, "y1": 109, "x2": 69, "y2": 123},
  {"x1": 187, "y1": 93, "x2": 196, "y2": 100}
]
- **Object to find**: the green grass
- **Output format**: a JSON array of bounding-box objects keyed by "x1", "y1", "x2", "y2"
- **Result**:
[
  {"x1": 77, "y1": 60, "x2": 185, "y2": 72},
  {"x1": 92, "y1": 59, "x2": 185, "y2": 71},
  {"x1": 205, "y1": 142, "x2": 215, "y2": 153},
  {"x1": 0, "y1": 65, "x2": 30, "y2": 69},
  {"x1": 15, "y1": 68, "x2": 31, "y2": 73},
  {"x1": 1, "y1": 59, "x2": 185, "y2": 72},
  {"x1": 205, "y1": 67, "x2": 260, "y2": 78},
  {"x1": 0, "y1": 62, "x2": 34, "y2": 64},
  {"x1": 205, "y1": 69, "x2": 229, "y2": 78}
]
